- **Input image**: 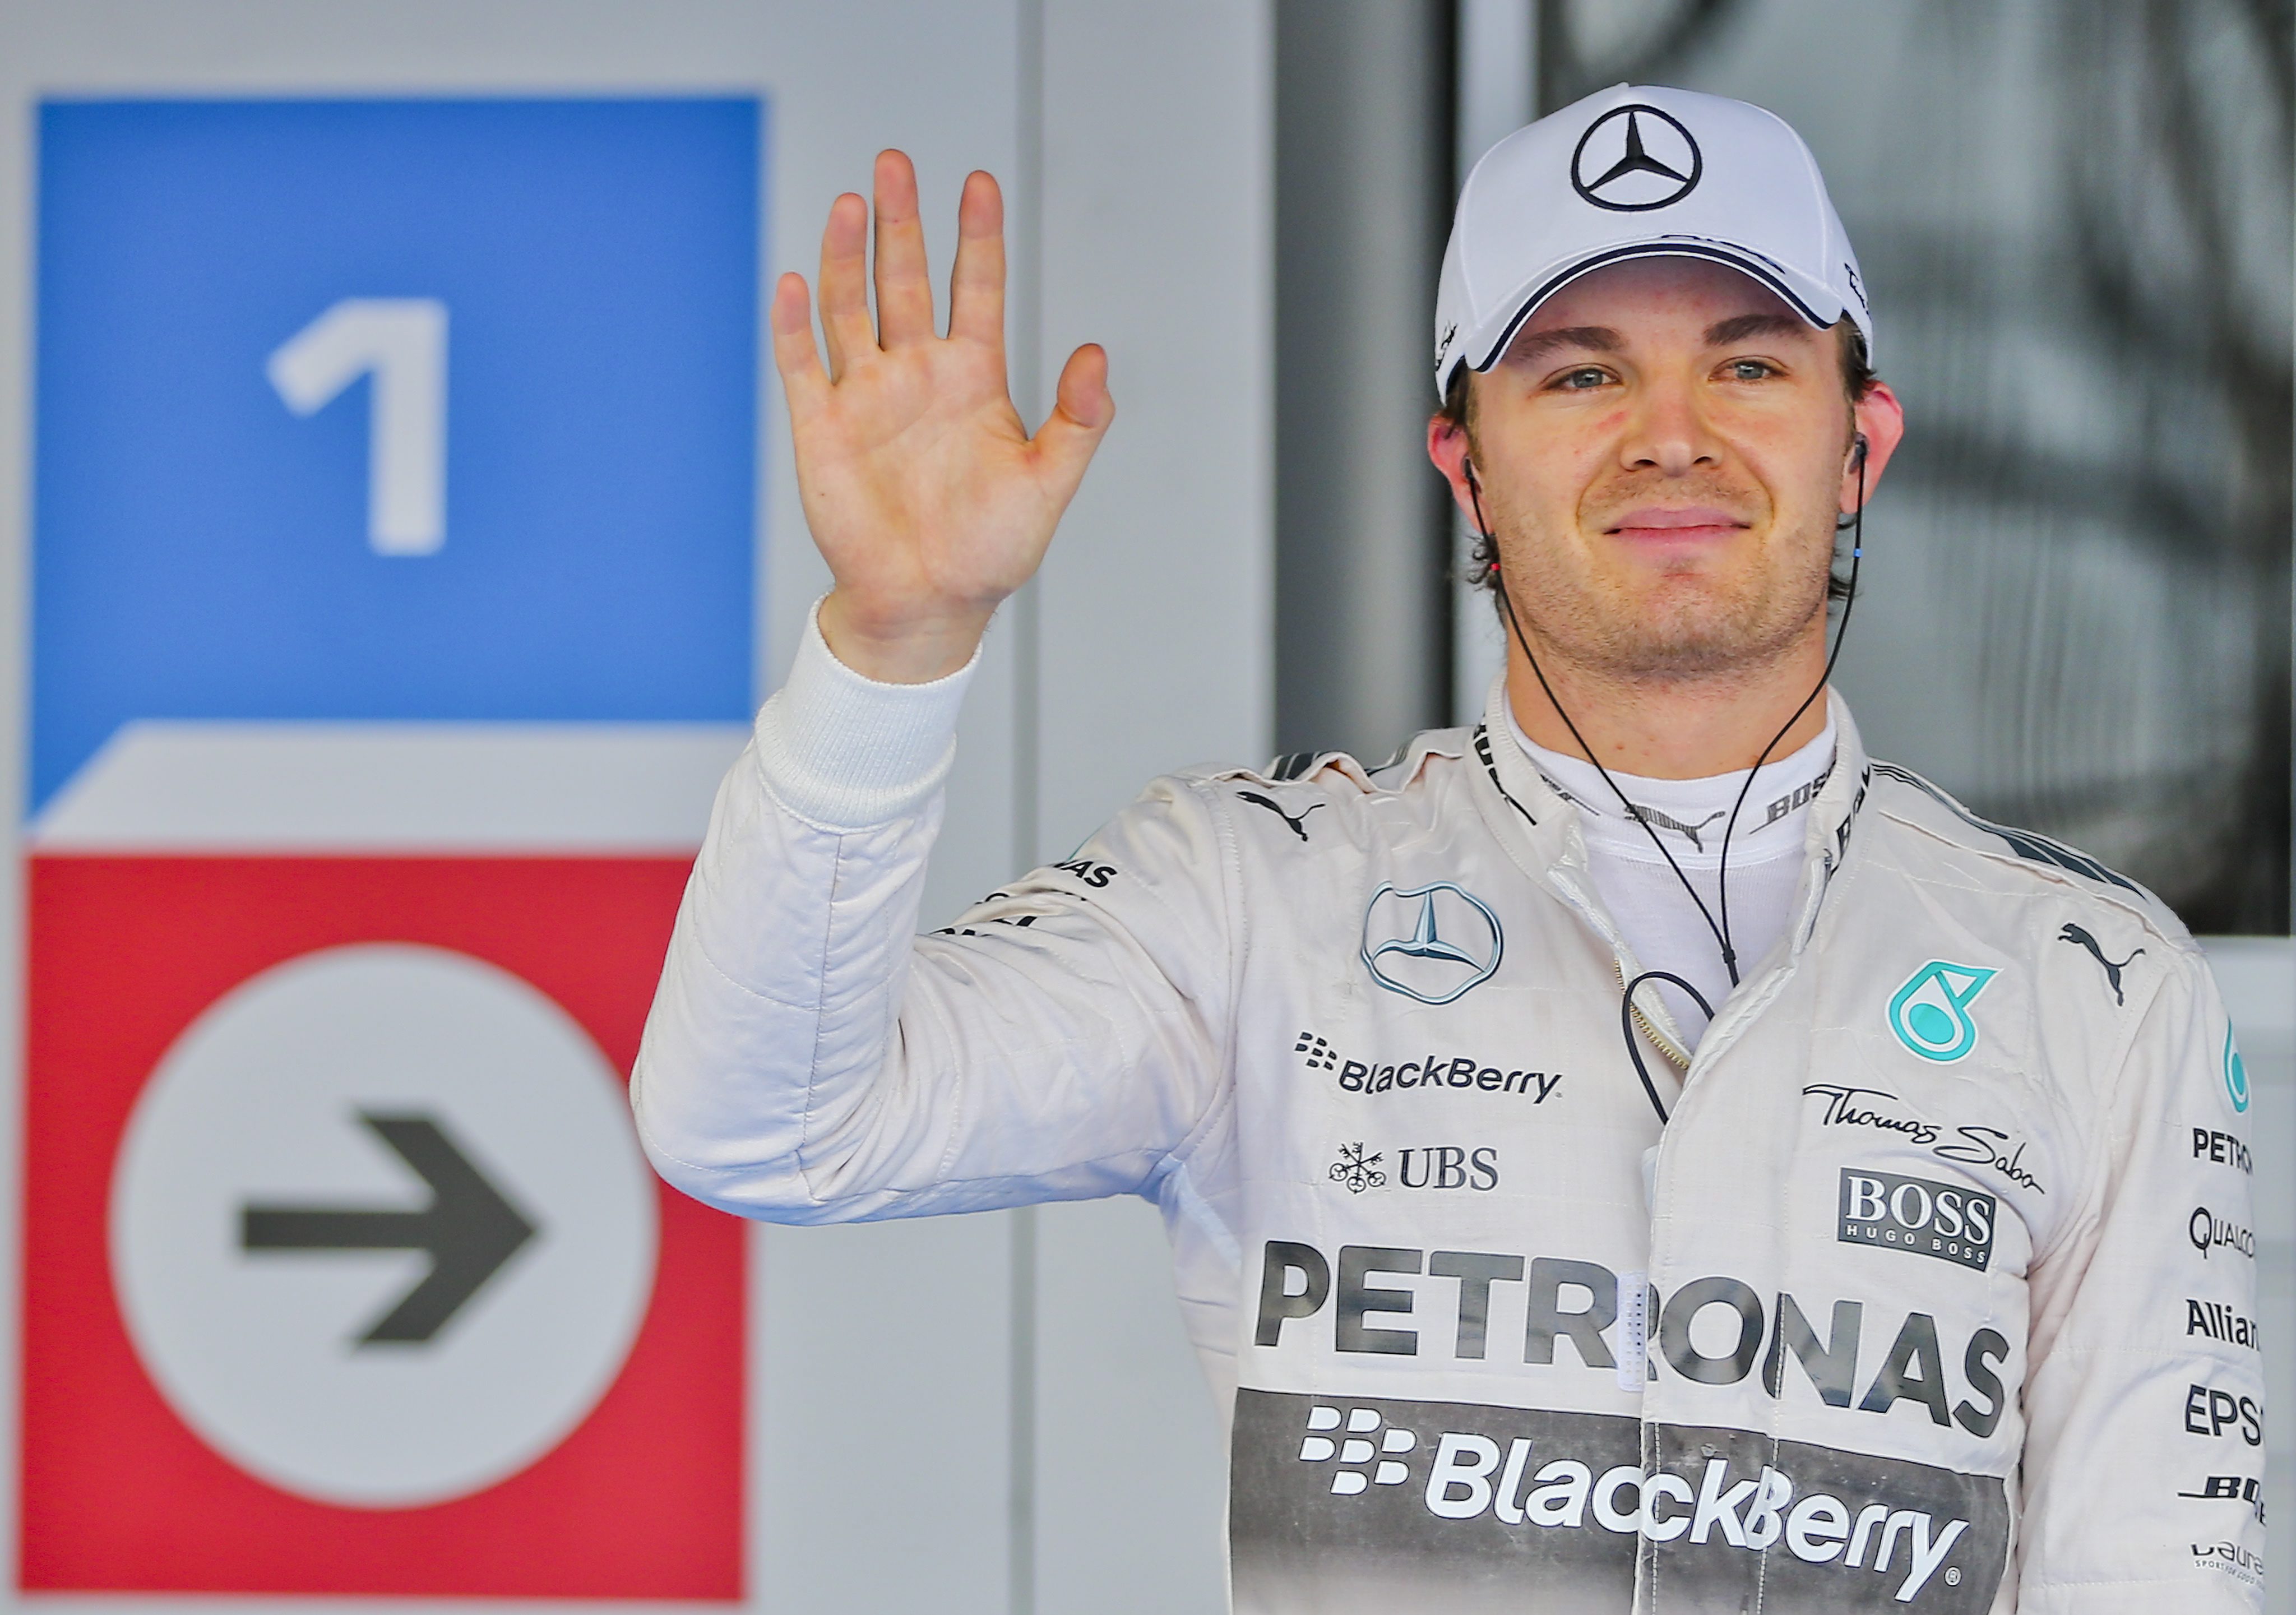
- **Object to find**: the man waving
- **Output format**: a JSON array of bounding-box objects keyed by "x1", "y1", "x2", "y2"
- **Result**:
[{"x1": 636, "y1": 85, "x2": 2262, "y2": 1611}]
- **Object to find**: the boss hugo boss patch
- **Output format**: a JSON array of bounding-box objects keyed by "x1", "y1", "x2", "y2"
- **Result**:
[{"x1": 1837, "y1": 1169, "x2": 1997, "y2": 1272}]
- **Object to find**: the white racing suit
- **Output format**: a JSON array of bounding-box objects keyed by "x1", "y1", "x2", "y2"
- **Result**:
[{"x1": 635, "y1": 646, "x2": 2264, "y2": 1613}]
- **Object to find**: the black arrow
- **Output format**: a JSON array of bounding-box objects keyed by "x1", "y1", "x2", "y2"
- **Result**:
[{"x1": 241, "y1": 1112, "x2": 539, "y2": 1346}]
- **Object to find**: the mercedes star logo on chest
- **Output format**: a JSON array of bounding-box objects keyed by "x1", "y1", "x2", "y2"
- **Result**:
[{"x1": 1360, "y1": 883, "x2": 1503, "y2": 1005}]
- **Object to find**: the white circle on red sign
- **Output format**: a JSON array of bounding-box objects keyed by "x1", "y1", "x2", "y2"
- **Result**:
[{"x1": 110, "y1": 943, "x2": 658, "y2": 1508}]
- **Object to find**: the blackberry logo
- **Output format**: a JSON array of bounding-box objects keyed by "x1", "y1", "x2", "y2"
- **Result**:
[
  {"x1": 1328, "y1": 1143, "x2": 1385, "y2": 1194},
  {"x1": 1298, "y1": 1404, "x2": 1416, "y2": 1495},
  {"x1": 1290, "y1": 1029, "x2": 1561, "y2": 1103},
  {"x1": 1244, "y1": 1392, "x2": 1988, "y2": 1602}
]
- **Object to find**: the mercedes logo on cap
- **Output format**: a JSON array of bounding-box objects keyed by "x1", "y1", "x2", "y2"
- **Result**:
[{"x1": 1571, "y1": 104, "x2": 1702, "y2": 212}]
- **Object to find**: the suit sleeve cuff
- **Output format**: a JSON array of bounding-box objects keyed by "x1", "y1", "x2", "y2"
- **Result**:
[{"x1": 751, "y1": 597, "x2": 981, "y2": 830}]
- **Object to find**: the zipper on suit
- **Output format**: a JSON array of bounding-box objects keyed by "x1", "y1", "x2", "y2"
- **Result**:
[{"x1": 1614, "y1": 956, "x2": 1692, "y2": 1071}]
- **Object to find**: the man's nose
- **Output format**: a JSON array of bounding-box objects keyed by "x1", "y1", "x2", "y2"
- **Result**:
[{"x1": 1619, "y1": 380, "x2": 1722, "y2": 476}]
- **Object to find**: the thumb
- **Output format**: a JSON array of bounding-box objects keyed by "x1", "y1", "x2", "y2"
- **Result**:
[{"x1": 1030, "y1": 343, "x2": 1114, "y2": 491}]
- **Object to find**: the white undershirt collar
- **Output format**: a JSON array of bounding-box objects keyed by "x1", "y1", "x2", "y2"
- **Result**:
[
  {"x1": 1503, "y1": 704, "x2": 1836, "y2": 1050},
  {"x1": 1505, "y1": 709, "x2": 1837, "y2": 867}
]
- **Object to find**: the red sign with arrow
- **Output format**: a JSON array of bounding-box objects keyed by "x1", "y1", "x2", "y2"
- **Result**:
[{"x1": 22, "y1": 855, "x2": 744, "y2": 1597}]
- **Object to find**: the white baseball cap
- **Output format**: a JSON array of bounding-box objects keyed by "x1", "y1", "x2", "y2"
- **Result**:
[{"x1": 1434, "y1": 83, "x2": 1874, "y2": 397}]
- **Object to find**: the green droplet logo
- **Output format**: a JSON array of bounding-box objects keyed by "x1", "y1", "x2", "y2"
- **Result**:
[
  {"x1": 2224, "y1": 1027, "x2": 2250, "y2": 1115},
  {"x1": 1887, "y1": 961, "x2": 1997, "y2": 1063}
]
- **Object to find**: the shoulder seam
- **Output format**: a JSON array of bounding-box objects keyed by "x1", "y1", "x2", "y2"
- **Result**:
[{"x1": 1868, "y1": 762, "x2": 2178, "y2": 928}]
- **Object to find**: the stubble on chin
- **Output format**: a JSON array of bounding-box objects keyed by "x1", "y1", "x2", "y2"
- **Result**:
[{"x1": 1501, "y1": 521, "x2": 1835, "y2": 684}]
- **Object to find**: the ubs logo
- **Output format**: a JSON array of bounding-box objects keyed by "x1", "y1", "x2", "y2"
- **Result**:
[
  {"x1": 1398, "y1": 1146, "x2": 1500, "y2": 1191},
  {"x1": 1327, "y1": 1144, "x2": 1500, "y2": 1193},
  {"x1": 1328, "y1": 1142, "x2": 1385, "y2": 1194},
  {"x1": 1360, "y1": 883, "x2": 1503, "y2": 1005},
  {"x1": 1837, "y1": 1168, "x2": 1997, "y2": 1271}
]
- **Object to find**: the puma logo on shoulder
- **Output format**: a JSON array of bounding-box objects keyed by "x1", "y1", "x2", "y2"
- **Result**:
[
  {"x1": 1240, "y1": 790, "x2": 1324, "y2": 844},
  {"x1": 2058, "y1": 922, "x2": 2144, "y2": 1006}
]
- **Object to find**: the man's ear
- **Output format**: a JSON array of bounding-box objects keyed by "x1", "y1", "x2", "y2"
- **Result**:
[
  {"x1": 1842, "y1": 381, "x2": 1906, "y2": 511},
  {"x1": 1427, "y1": 410, "x2": 1484, "y2": 526}
]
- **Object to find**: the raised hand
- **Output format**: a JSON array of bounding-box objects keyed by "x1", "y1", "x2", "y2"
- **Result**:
[{"x1": 773, "y1": 151, "x2": 1114, "y2": 683}]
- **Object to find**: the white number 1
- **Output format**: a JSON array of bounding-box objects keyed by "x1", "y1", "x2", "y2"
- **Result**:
[{"x1": 267, "y1": 298, "x2": 447, "y2": 556}]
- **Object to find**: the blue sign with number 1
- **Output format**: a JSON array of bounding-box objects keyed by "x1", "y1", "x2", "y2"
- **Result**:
[{"x1": 32, "y1": 98, "x2": 761, "y2": 813}]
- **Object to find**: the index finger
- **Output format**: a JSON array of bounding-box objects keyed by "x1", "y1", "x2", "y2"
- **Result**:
[{"x1": 769, "y1": 271, "x2": 830, "y2": 413}]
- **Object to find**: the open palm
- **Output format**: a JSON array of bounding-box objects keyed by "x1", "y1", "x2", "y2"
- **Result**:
[{"x1": 773, "y1": 151, "x2": 1113, "y2": 683}]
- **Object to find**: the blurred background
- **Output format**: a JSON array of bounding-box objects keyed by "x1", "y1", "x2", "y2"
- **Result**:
[{"x1": 0, "y1": 2, "x2": 2285, "y2": 1612}]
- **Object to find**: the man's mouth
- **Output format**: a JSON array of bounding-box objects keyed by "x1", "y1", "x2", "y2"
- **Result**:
[{"x1": 1604, "y1": 505, "x2": 1751, "y2": 544}]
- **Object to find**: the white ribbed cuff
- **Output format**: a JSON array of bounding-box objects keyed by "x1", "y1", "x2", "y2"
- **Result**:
[{"x1": 752, "y1": 598, "x2": 981, "y2": 830}]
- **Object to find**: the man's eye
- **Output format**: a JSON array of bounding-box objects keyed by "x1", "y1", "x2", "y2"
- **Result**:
[
  {"x1": 1556, "y1": 367, "x2": 1610, "y2": 390},
  {"x1": 1726, "y1": 359, "x2": 1775, "y2": 381}
]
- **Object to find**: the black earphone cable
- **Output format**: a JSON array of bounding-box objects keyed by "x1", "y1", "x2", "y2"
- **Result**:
[{"x1": 1619, "y1": 970, "x2": 1715, "y2": 1123}]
